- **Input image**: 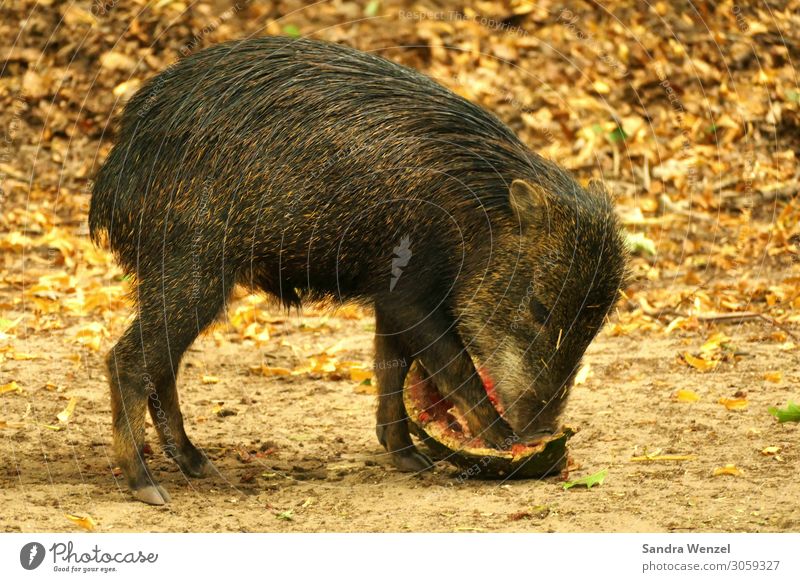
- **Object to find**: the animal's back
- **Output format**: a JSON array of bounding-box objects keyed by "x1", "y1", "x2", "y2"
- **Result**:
[{"x1": 89, "y1": 36, "x2": 575, "y2": 292}]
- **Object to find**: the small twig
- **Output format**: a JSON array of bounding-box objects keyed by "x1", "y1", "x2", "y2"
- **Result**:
[
  {"x1": 695, "y1": 312, "x2": 762, "y2": 323},
  {"x1": 696, "y1": 312, "x2": 798, "y2": 341},
  {"x1": 719, "y1": 173, "x2": 800, "y2": 211},
  {"x1": 637, "y1": 304, "x2": 799, "y2": 341}
]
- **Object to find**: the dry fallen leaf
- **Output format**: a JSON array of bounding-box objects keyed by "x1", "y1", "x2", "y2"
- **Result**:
[
  {"x1": 65, "y1": 513, "x2": 96, "y2": 532},
  {"x1": 0, "y1": 316, "x2": 23, "y2": 336},
  {"x1": 251, "y1": 364, "x2": 292, "y2": 376},
  {"x1": 112, "y1": 79, "x2": 142, "y2": 99},
  {"x1": 349, "y1": 366, "x2": 373, "y2": 382},
  {"x1": 573, "y1": 363, "x2": 591, "y2": 386},
  {"x1": 718, "y1": 397, "x2": 748, "y2": 411},
  {"x1": 763, "y1": 371, "x2": 782, "y2": 383},
  {"x1": 713, "y1": 464, "x2": 742, "y2": 476},
  {"x1": 73, "y1": 322, "x2": 109, "y2": 352},
  {"x1": 57, "y1": 397, "x2": 78, "y2": 424},
  {"x1": 674, "y1": 389, "x2": 700, "y2": 402},
  {"x1": 303, "y1": 355, "x2": 339, "y2": 374},
  {"x1": 0, "y1": 420, "x2": 26, "y2": 429},
  {"x1": 683, "y1": 353, "x2": 718, "y2": 372},
  {"x1": 241, "y1": 321, "x2": 271, "y2": 343},
  {"x1": 630, "y1": 454, "x2": 697, "y2": 462},
  {"x1": 100, "y1": 51, "x2": 136, "y2": 72},
  {"x1": 0, "y1": 381, "x2": 22, "y2": 395},
  {"x1": 202, "y1": 375, "x2": 220, "y2": 385},
  {"x1": 700, "y1": 332, "x2": 730, "y2": 354},
  {"x1": 761, "y1": 446, "x2": 781, "y2": 456}
]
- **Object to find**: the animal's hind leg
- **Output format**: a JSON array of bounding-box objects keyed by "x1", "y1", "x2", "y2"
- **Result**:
[
  {"x1": 108, "y1": 260, "x2": 232, "y2": 505},
  {"x1": 107, "y1": 321, "x2": 168, "y2": 505}
]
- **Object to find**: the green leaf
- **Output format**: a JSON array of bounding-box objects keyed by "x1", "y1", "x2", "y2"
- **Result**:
[
  {"x1": 276, "y1": 509, "x2": 294, "y2": 521},
  {"x1": 563, "y1": 468, "x2": 608, "y2": 490},
  {"x1": 786, "y1": 90, "x2": 799, "y2": 103},
  {"x1": 768, "y1": 401, "x2": 800, "y2": 423},
  {"x1": 360, "y1": 378, "x2": 372, "y2": 386},
  {"x1": 625, "y1": 231, "x2": 656, "y2": 256},
  {"x1": 364, "y1": 0, "x2": 381, "y2": 17},
  {"x1": 607, "y1": 125, "x2": 628, "y2": 143},
  {"x1": 283, "y1": 25, "x2": 301, "y2": 38}
]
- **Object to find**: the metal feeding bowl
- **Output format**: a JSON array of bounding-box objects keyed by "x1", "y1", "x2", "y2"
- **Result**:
[{"x1": 404, "y1": 361, "x2": 572, "y2": 479}]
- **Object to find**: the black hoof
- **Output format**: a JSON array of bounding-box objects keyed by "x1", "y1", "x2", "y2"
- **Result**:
[
  {"x1": 132, "y1": 484, "x2": 171, "y2": 505},
  {"x1": 392, "y1": 449, "x2": 434, "y2": 473},
  {"x1": 171, "y1": 446, "x2": 212, "y2": 478}
]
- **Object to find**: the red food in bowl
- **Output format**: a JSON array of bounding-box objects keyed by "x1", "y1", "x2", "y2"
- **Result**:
[{"x1": 404, "y1": 362, "x2": 572, "y2": 479}]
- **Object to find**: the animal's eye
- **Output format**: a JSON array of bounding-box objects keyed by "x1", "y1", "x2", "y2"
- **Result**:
[{"x1": 530, "y1": 299, "x2": 550, "y2": 324}]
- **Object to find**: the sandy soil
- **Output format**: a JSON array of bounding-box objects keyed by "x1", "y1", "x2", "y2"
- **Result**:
[{"x1": 2, "y1": 302, "x2": 798, "y2": 533}]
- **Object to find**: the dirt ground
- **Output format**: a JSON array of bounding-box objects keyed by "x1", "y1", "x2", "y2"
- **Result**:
[{"x1": 2, "y1": 299, "x2": 798, "y2": 533}]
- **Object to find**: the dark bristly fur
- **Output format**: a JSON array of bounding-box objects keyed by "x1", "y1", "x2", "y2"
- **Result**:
[{"x1": 90, "y1": 36, "x2": 627, "y2": 504}]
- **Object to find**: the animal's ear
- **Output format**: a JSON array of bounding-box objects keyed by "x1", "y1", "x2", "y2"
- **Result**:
[{"x1": 509, "y1": 179, "x2": 549, "y2": 228}]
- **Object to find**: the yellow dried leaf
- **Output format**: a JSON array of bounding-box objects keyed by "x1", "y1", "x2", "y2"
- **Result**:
[
  {"x1": 763, "y1": 371, "x2": 782, "y2": 383},
  {"x1": 112, "y1": 79, "x2": 141, "y2": 99},
  {"x1": 674, "y1": 389, "x2": 700, "y2": 402},
  {"x1": 100, "y1": 51, "x2": 136, "y2": 72},
  {"x1": 57, "y1": 397, "x2": 77, "y2": 424},
  {"x1": 305, "y1": 355, "x2": 338, "y2": 374},
  {"x1": 761, "y1": 446, "x2": 781, "y2": 456},
  {"x1": 713, "y1": 464, "x2": 742, "y2": 476},
  {"x1": 252, "y1": 364, "x2": 292, "y2": 376},
  {"x1": 11, "y1": 353, "x2": 38, "y2": 361},
  {"x1": 73, "y1": 322, "x2": 109, "y2": 352},
  {"x1": 62, "y1": 5, "x2": 96, "y2": 27},
  {"x1": 202, "y1": 375, "x2": 220, "y2": 385},
  {"x1": 65, "y1": 514, "x2": 96, "y2": 532},
  {"x1": 683, "y1": 353, "x2": 718, "y2": 372},
  {"x1": 592, "y1": 80, "x2": 611, "y2": 94},
  {"x1": 664, "y1": 316, "x2": 689, "y2": 334},
  {"x1": 0, "y1": 316, "x2": 23, "y2": 334},
  {"x1": 700, "y1": 332, "x2": 730, "y2": 354},
  {"x1": 0, "y1": 420, "x2": 26, "y2": 429},
  {"x1": 350, "y1": 366, "x2": 373, "y2": 382},
  {"x1": 718, "y1": 397, "x2": 748, "y2": 411},
  {"x1": 573, "y1": 363, "x2": 591, "y2": 386},
  {"x1": 630, "y1": 454, "x2": 696, "y2": 462},
  {"x1": 0, "y1": 381, "x2": 22, "y2": 395},
  {"x1": 321, "y1": 340, "x2": 347, "y2": 355},
  {"x1": 250, "y1": 326, "x2": 271, "y2": 344}
]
